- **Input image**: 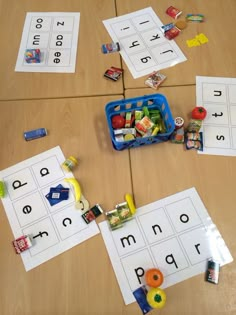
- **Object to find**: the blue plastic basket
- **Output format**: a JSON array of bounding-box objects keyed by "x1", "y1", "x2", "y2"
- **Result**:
[{"x1": 105, "y1": 93, "x2": 175, "y2": 151}]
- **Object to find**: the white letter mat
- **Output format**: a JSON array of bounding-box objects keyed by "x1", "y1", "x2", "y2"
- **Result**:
[
  {"x1": 99, "y1": 188, "x2": 233, "y2": 305},
  {"x1": 196, "y1": 76, "x2": 236, "y2": 156},
  {"x1": 15, "y1": 12, "x2": 80, "y2": 73},
  {"x1": 0, "y1": 146, "x2": 100, "y2": 271},
  {"x1": 103, "y1": 7, "x2": 187, "y2": 79}
]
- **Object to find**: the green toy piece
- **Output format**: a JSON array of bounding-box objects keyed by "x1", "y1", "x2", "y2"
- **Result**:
[{"x1": 0, "y1": 181, "x2": 5, "y2": 198}]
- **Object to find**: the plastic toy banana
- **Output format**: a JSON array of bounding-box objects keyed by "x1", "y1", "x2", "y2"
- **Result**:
[
  {"x1": 64, "y1": 178, "x2": 82, "y2": 202},
  {"x1": 125, "y1": 193, "x2": 136, "y2": 215}
]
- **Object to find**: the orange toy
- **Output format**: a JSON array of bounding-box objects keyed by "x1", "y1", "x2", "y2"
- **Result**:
[{"x1": 145, "y1": 268, "x2": 164, "y2": 288}]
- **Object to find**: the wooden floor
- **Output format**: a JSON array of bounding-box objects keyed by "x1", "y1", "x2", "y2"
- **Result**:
[{"x1": 0, "y1": 1, "x2": 235, "y2": 314}]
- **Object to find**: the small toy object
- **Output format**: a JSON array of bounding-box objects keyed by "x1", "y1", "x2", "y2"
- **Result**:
[
  {"x1": 12, "y1": 235, "x2": 33, "y2": 254},
  {"x1": 24, "y1": 128, "x2": 47, "y2": 141},
  {"x1": 171, "y1": 116, "x2": 185, "y2": 143},
  {"x1": 64, "y1": 178, "x2": 81, "y2": 202},
  {"x1": 185, "y1": 131, "x2": 203, "y2": 151},
  {"x1": 135, "y1": 116, "x2": 155, "y2": 136},
  {"x1": 45, "y1": 184, "x2": 69, "y2": 206},
  {"x1": 145, "y1": 268, "x2": 164, "y2": 288},
  {"x1": 106, "y1": 194, "x2": 137, "y2": 230},
  {"x1": 125, "y1": 112, "x2": 132, "y2": 128},
  {"x1": 102, "y1": 42, "x2": 120, "y2": 54},
  {"x1": 191, "y1": 106, "x2": 207, "y2": 120},
  {"x1": 195, "y1": 33, "x2": 209, "y2": 44},
  {"x1": 106, "y1": 209, "x2": 123, "y2": 230},
  {"x1": 62, "y1": 156, "x2": 78, "y2": 172},
  {"x1": 174, "y1": 117, "x2": 184, "y2": 129},
  {"x1": 145, "y1": 71, "x2": 166, "y2": 89},
  {"x1": 124, "y1": 133, "x2": 135, "y2": 141},
  {"x1": 186, "y1": 33, "x2": 209, "y2": 48},
  {"x1": 48, "y1": 186, "x2": 69, "y2": 200},
  {"x1": 125, "y1": 193, "x2": 136, "y2": 215},
  {"x1": 116, "y1": 202, "x2": 133, "y2": 222},
  {"x1": 186, "y1": 14, "x2": 204, "y2": 22},
  {"x1": 114, "y1": 128, "x2": 136, "y2": 142},
  {"x1": 206, "y1": 259, "x2": 220, "y2": 284},
  {"x1": 175, "y1": 20, "x2": 187, "y2": 30},
  {"x1": 75, "y1": 196, "x2": 90, "y2": 211},
  {"x1": 187, "y1": 119, "x2": 202, "y2": 132},
  {"x1": 166, "y1": 6, "x2": 182, "y2": 19},
  {"x1": 133, "y1": 286, "x2": 153, "y2": 315},
  {"x1": 146, "y1": 287, "x2": 166, "y2": 309},
  {"x1": 82, "y1": 204, "x2": 103, "y2": 224},
  {"x1": 171, "y1": 127, "x2": 185, "y2": 143},
  {"x1": 112, "y1": 115, "x2": 125, "y2": 129},
  {"x1": 24, "y1": 49, "x2": 41, "y2": 63},
  {"x1": 0, "y1": 181, "x2": 6, "y2": 198},
  {"x1": 104, "y1": 66, "x2": 123, "y2": 81},
  {"x1": 164, "y1": 27, "x2": 180, "y2": 40},
  {"x1": 161, "y1": 23, "x2": 174, "y2": 33}
]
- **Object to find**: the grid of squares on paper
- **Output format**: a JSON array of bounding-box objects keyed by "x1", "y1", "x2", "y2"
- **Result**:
[
  {"x1": 24, "y1": 15, "x2": 75, "y2": 67},
  {"x1": 110, "y1": 13, "x2": 180, "y2": 72},
  {"x1": 201, "y1": 82, "x2": 236, "y2": 149},
  {"x1": 4, "y1": 155, "x2": 89, "y2": 257},
  {"x1": 110, "y1": 197, "x2": 215, "y2": 292}
]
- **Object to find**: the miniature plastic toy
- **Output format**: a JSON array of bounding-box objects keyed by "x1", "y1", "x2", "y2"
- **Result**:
[
  {"x1": 145, "y1": 268, "x2": 164, "y2": 288},
  {"x1": 125, "y1": 193, "x2": 136, "y2": 215},
  {"x1": 146, "y1": 287, "x2": 166, "y2": 309},
  {"x1": 0, "y1": 181, "x2": 5, "y2": 198},
  {"x1": 12, "y1": 235, "x2": 33, "y2": 254},
  {"x1": 102, "y1": 42, "x2": 120, "y2": 54},
  {"x1": 191, "y1": 106, "x2": 207, "y2": 120},
  {"x1": 24, "y1": 128, "x2": 47, "y2": 141},
  {"x1": 64, "y1": 178, "x2": 81, "y2": 202},
  {"x1": 24, "y1": 49, "x2": 41, "y2": 63},
  {"x1": 82, "y1": 204, "x2": 103, "y2": 224},
  {"x1": 62, "y1": 156, "x2": 78, "y2": 172}
]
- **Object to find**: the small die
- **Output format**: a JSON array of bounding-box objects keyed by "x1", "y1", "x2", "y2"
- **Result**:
[{"x1": 25, "y1": 49, "x2": 41, "y2": 63}]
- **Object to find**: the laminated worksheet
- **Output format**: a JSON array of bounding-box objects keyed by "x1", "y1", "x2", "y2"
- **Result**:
[
  {"x1": 99, "y1": 188, "x2": 233, "y2": 305},
  {"x1": 15, "y1": 12, "x2": 80, "y2": 73},
  {"x1": 103, "y1": 7, "x2": 187, "y2": 78},
  {"x1": 196, "y1": 76, "x2": 236, "y2": 156},
  {"x1": 0, "y1": 146, "x2": 99, "y2": 271}
]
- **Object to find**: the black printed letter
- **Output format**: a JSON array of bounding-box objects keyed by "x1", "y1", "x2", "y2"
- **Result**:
[
  {"x1": 12, "y1": 180, "x2": 27, "y2": 190},
  {"x1": 23, "y1": 205, "x2": 32, "y2": 214},
  {"x1": 141, "y1": 56, "x2": 151, "y2": 63},
  {"x1": 33, "y1": 34, "x2": 40, "y2": 45},
  {"x1": 129, "y1": 41, "x2": 140, "y2": 48},
  {"x1": 166, "y1": 254, "x2": 178, "y2": 269},
  {"x1": 212, "y1": 112, "x2": 223, "y2": 117},
  {"x1": 33, "y1": 231, "x2": 49, "y2": 239},
  {"x1": 195, "y1": 243, "x2": 201, "y2": 254},
  {"x1": 150, "y1": 34, "x2": 160, "y2": 41},
  {"x1": 152, "y1": 224, "x2": 162, "y2": 234},
  {"x1": 134, "y1": 267, "x2": 145, "y2": 284},
  {"x1": 216, "y1": 135, "x2": 225, "y2": 141},
  {"x1": 56, "y1": 34, "x2": 63, "y2": 46},
  {"x1": 120, "y1": 235, "x2": 136, "y2": 248},
  {"x1": 40, "y1": 168, "x2": 49, "y2": 177},
  {"x1": 180, "y1": 214, "x2": 189, "y2": 223},
  {"x1": 63, "y1": 218, "x2": 72, "y2": 227},
  {"x1": 214, "y1": 90, "x2": 222, "y2": 96}
]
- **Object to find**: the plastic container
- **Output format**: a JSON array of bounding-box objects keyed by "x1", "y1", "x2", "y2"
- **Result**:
[
  {"x1": 61, "y1": 156, "x2": 78, "y2": 172},
  {"x1": 105, "y1": 93, "x2": 175, "y2": 151}
]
